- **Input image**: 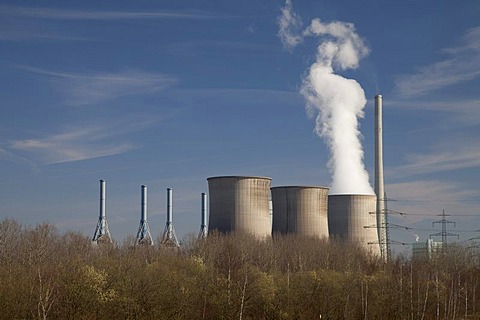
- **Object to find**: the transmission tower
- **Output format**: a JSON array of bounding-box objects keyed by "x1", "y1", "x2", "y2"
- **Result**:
[
  {"x1": 367, "y1": 193, "x2": 408, "y2": 259},
  {"x1": 430, "y1": 209, "x2": 459, "y2": 246},
  {"x1": 383, "y1": 192, "x2": 391, "y2": 259}
]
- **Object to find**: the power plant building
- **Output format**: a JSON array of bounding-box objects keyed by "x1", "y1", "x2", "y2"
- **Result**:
[
  {"x1": 271, "y1": 186, "x2": 329, "y2": 238},
  {"x1": 207, "y1": 176, "x2": 272, "y2": 238},
  {"x1": 328, "y1": 194, "x2": 380, "y2": 255}
]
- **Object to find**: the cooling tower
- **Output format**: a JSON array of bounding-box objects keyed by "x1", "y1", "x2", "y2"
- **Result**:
[
  {"x1": 328, "y1": 194, "x2": 380, "y2": 255},
  {"x1": 271, "y1": 186, "x2": 329, "y2": 238},
  {"x1": 207, "y1": 176, "x2": 271, "y2": 238}
]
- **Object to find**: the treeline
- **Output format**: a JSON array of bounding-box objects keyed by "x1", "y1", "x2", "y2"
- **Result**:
[{"x1": 1, "y1": 218, "x2": 480, "y2": 319}]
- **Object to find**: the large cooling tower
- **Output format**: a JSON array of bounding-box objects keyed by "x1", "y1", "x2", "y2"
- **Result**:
[
  {"x1": 328, "y1": 194, "x2": 380, "y2": 255},
  {"x1": 271, "y1": 186, "x2": 329, "y2": 238},
  {"x1": 207, "y1": 176, "x2": 271, "y2": 238}
]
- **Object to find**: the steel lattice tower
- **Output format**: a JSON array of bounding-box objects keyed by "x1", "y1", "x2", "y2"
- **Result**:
[{"x1": 430, "y1": 209, "x2": 458, "y2": 246}]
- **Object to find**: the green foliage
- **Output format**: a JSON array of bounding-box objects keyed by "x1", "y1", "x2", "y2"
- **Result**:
[{"x1": 1, "y1": 219, "x2": 480, "y2": 319}]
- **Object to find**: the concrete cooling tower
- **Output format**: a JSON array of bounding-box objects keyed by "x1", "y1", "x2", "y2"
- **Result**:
[
  {"x1": 207, "y1": 176, "x2": 271, "y2": 238},
  {"x1": 328, "y1": 194, "x2": 380, "y2": 255},
  {"x1": 271, "y1": 186, "x2": 329, "y2": 238}
]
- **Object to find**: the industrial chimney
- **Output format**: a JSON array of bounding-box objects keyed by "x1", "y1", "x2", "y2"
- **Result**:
[
  {"x1": 135, "y1": 185, "x2": 153, "y2": 246},
  {"x1": 92, "y1": 179, "x2": 112, "y2": 244},
  {"x1": 160, "y1": 188, "x2": 179, "y2": 247},
  {"x1": 375, "y1": 95, "x2": 388, "y2": 260},
  {"x1": 198, "y1": 193, "x2": 208, "y2": 239}
]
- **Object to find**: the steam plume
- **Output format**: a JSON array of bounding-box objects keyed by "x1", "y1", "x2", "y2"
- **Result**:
[{"x1": 278, "y1": 1, "x2": 373, "y2": 195}]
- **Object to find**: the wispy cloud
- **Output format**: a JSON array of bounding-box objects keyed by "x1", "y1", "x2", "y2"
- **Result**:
[
  {"x1": 387, "y1": 137, "x2": 480, "y2": 177},
  {"x1": 18, "y1": 66, "x2": 178, "y2": 106},
  {"x1": 0, "y1": 6, "x2": 215, "y2": 21},
  {"x1": 9, "y1": 120, "x2": 156, "y2": 164},
  {"x1": 394, "y1": 26, "x2": 480, "y2": 97},
  {"x1": 388, "y1": 180, "x2": 477, "y2": 206},
  {"x1": 0, "y1": 6, "x2": 216, "y2": 42},
  {"x1": 403, "y1": 149, "x2": 480, "y2": 175},
  {"x1": 0, "y1": 146, "x2": 41, "y2": 173},
  {"x1": 386, "y1": 98, "x2": 480, "y2": 126}
]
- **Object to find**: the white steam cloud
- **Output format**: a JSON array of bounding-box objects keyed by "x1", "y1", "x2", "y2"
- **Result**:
[{"x1": 278, "y1": 1, "x2": 373, "y2": 195}]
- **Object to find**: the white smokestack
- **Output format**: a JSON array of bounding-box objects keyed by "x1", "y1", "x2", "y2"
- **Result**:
[
  {"x1": 375, "y1": 95, "x2": 387, "y2": 260},
  {"x1": 278, "y1": 1, "x2": 373, "y2": 195}
]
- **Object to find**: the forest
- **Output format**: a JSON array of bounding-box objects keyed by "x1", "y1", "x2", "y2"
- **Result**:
[{"x1": 1, "y1": 218, "x2": 479, "y2": 320}]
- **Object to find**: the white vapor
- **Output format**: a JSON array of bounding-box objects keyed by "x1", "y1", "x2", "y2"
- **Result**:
[
  {"x1": 277, "y1": 0, "x2": 303, "y2": 50},
  {"x1": 278, "y1": 1, "x2": 373, "y2": 194}
]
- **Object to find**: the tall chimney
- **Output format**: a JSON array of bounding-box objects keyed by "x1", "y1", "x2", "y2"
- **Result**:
[
  {"x1": 198, "y1": 193, "x2": 208, "y2": 239},
  {"x1": 161, "y1": 188, "x2": 179, "y2": 247},
  {"x1": 141, "y1": 185, "x2": 147, "y2": 222},
  {"x1": 167, "y1": 188, "x2": 173, "y2": 225},
  {"x1": 92, "y1": 179, "x2": 112, "y2": 244},
  {"x1": 100, "y1": 179, "x2": 106, "y2": 219},
  {"x1": 136, "y1": 185, "x2": 153, "y2": 246},
  {"x1": 375, "y1": 95, "x2": 388, "y2": 260}
]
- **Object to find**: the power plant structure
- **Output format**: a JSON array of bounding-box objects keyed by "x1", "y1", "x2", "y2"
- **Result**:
[
  {"x1": 88, "y1": 94, "x2": 390, "y2": 257},
  {"x1": 160, "y1": 188, "x2": 180, "y2": 247},
  {"x1": 271, "y1": 186, "x2": 329, "y2": 238},
  {"x1": 207, "y1": 176, "x2": 272, "y2": 238},
  {"x1": 375, "y1": 94, "x2": 388, "y2": 261},
  {"x1": 92, "y1": 179, "x2": 112, "y2": 244},
  {"x1": 198, "y1": 193, "x2": 208, "y2": 239},
  {"x1": 328, "y1": 194, "x2": 380, "y2": 255},
  {"x1": 135, "y1": 185, "x2": 153, "y2": 246}
]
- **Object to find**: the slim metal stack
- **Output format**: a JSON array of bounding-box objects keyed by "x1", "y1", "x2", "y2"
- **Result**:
[
  {"x1": 135, "y1": 185, "x2": 153, "y2": 246},
  {"x1": 161, "y1": 188, "x2": 179, "y2": 247},
  {"x1": 92, "y1": 179, "x2": 112, "y2": 244}
]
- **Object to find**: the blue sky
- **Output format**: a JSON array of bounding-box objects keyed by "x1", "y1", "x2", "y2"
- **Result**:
[{"x1": 1, "y1": 0, "x2": 479, "y2": 254}]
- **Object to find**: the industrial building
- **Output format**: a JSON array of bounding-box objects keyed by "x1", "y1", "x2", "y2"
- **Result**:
[
  {"x1": 207, "y1": 176, "x2": 272, "y2": 238},
  {"x1": 271, "y1": 186, "x2": 329, "y2": 238},
  {"x1": 91, "y1": 94, "x2": 388, "y2": 256},
  {"x1": 328, "y1": 194, "x2": 380, "y2": 255},
  {"x1": 412, "y1": 239, "x2": 443, "y2": 260}
]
